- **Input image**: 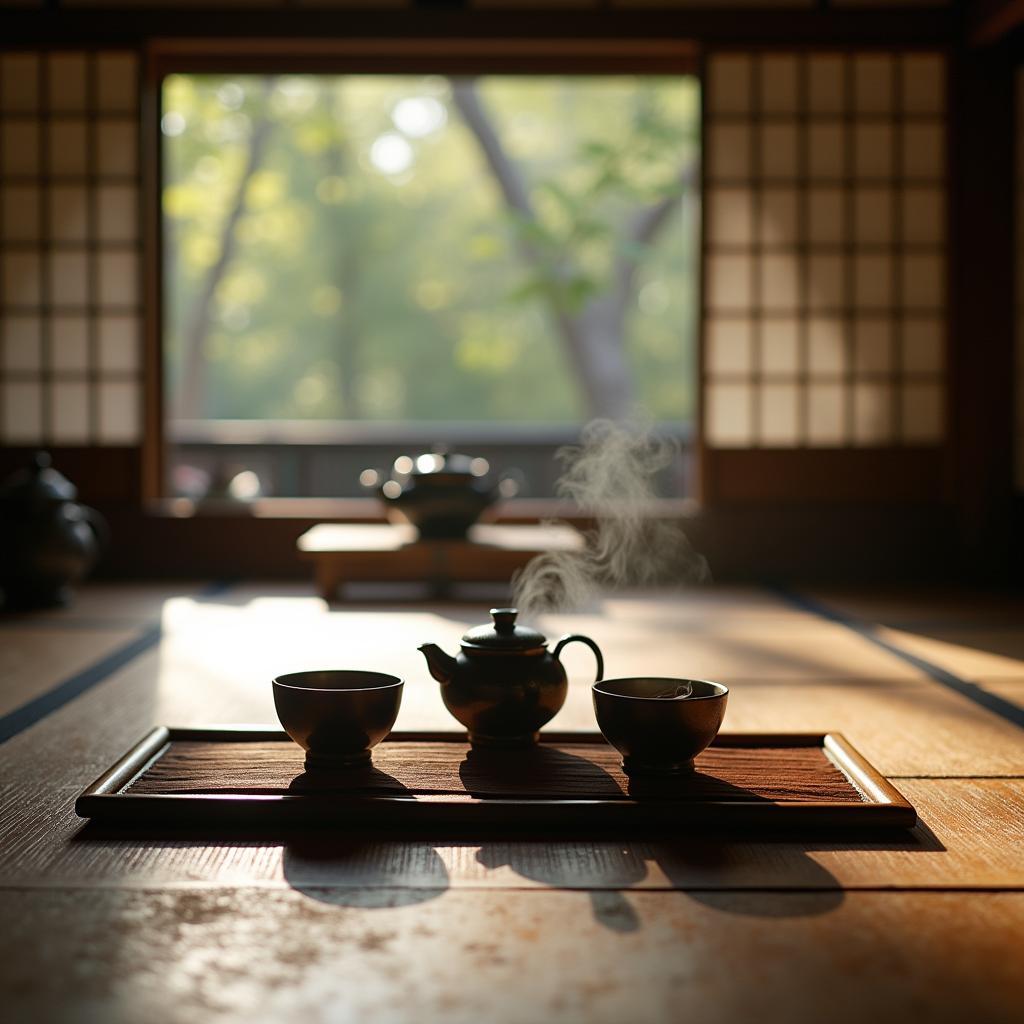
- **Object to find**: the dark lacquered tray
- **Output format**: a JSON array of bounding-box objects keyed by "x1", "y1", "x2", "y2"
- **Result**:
[{"x1": 75, "y1": 727, "x2": 916, "y2": 831}]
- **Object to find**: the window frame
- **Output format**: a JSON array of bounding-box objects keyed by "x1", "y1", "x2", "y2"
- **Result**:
[{"x1": 141, "y1": 37, "x2": 701, "y2": 507}]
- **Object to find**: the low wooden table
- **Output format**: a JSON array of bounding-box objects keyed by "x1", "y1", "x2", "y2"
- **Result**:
[{"x1": 297, "y1": 522, "x2": 585, "y2": 600}]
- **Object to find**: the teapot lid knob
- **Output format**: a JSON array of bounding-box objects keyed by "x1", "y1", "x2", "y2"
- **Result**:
[
  {"x1": 490, "y1": 607, "x2": 518, "y2": 633},
  {"x1": 463, "y1": 607, "x2": 545, "y2": 650}
]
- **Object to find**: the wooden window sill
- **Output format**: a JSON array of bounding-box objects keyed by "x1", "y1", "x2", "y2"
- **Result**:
[{"x1": 143, "y1": 496, "x2": 698, "y2": 524}]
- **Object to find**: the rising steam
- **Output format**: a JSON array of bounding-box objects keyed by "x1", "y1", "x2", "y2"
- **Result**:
[{"x1": 512, "y1": 420, "x2": 710, "y2": 617}]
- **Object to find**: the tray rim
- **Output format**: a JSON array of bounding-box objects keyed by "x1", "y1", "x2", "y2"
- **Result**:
[{"x1": 75, "y1": 726, "x2": 917, "y2": 830}]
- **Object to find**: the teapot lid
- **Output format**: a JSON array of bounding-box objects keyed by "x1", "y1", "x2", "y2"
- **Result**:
[
  {"x1": 0, "y1": 452, "x2": 77, "y2": 503},
  {"x1": 461, "y1": 608, "x2": 546, "y2": 652}
]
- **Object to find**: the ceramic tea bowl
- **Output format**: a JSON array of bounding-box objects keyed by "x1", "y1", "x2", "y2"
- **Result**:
[
  {"x1": 273, "y1": 670, "x2": 403, "y2": 770},
  {"x1": 592, "y1": 677, "x2": 728, "y2": 775}
]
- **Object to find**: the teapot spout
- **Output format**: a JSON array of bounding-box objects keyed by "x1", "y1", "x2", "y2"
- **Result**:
[{"x1": 418, "y1": 643, "x2": 457, "y2": 685}]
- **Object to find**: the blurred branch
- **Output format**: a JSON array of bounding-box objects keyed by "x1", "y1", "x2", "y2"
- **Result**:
[
  {"x1": 614, "y1": 159, "x2": 697, "y2": 304},
  {"x1": 451, "y1": 79, "x2": 536, "y2": 224},
  {"x1": 321, "y1": 84, "x2": 362, "y2": 418},
  {"x1": 451, "y1": 78, "x2": 633, "y2": 420},
  {"x1": 176, "y1": 79, "x2": 276, "y2": 421}
]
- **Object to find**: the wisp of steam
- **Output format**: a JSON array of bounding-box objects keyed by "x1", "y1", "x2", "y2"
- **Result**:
[{"x1": 512, "y1": 420, "x2": 710, "y2": 617}]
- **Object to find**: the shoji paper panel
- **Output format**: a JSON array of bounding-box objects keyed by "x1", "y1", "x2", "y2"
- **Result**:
[
  {"x1": 704, "y1": 51, "x2": 947, "y2": 449},
  {"x1": 0, "y1": 50, "x2": 141, "y2": 445}
]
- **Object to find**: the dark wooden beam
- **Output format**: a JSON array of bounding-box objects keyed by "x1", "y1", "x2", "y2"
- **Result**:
[
  {"x1": 0, "y1": 7, "x2": 955, "y2": 49},
  {"x1": 947, "y1": 39, "x2": 1017, "y2": 579},
  {"x1": 969, "y1": 0, "x2": 1024, "y2": 47},
  {"x1": 704, "y1": 450, "x2": 947, "y2": 504}
]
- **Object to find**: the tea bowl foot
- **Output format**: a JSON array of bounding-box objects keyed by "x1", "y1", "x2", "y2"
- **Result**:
[
  {"x1": 621, "y1": 756, "x2": 695, "y2": 777},
  {"x1": 468, "y1": 731, "x2": 540, "y2": 749},
  {"x1": 303, "y1": 749, "x2": 373, "y2": 772}
]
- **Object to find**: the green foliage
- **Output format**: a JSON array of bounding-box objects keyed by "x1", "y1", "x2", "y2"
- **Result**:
[{"x1": 163, "y1": 74, "x2": 700, "y2": 426}]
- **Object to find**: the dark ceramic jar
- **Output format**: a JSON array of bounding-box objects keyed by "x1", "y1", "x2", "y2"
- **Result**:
[
  {"x1": 370, "y1": 452, "x2": 498, "y2": 539},
  {"x1": 0, "y1": 453, "x2": 106, "y2": 608},
  {"x1": 418, "y1": 607, "x2": 604, "y2": 746}
]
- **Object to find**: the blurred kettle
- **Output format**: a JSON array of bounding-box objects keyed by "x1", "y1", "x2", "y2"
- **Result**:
[
  {"x1": 362, "y1": 451, "x2": 519, "y2": 540},
  {"x1": 0, "y1": 453, "x2": 107, "y2": 608}
]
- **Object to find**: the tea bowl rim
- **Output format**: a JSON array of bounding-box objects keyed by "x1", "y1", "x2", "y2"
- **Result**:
[
  {"x1": 593, "y1": 676, "x2": 729, "y2": 702},
  {"x1": 273, "y1": 670, "x2": 405, "y2": 693}
]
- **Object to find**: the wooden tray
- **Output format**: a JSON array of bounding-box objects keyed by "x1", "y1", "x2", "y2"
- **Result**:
[{"x1": 76, "y1": 728, "x2": 916, "y2": 831}]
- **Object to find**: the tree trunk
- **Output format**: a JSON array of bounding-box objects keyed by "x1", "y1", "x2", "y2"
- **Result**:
[
  {"x1": 321, "y1": 85, "x2": 362, "y2": 419},
  {"x1": 451, "y1": 78, "x2": 693, "y2": 422},
  {"x1": 577, "y1": 298, "x2": 636, "y2": 421},
  {"x1": 175, "y1": 81, "x2": 275, "y2": 422},
  {"x1": 450, "y1": 80, "x2": 622, "y2": 418}
]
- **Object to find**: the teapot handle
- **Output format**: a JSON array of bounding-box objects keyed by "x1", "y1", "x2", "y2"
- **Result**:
[{"x1": 552, "y1": 634, "x2": 604, "y2": 681}]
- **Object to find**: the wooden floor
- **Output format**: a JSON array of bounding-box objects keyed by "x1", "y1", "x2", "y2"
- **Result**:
[{"x1": 1, "y1": 582, "x2": 1023, "y2": 1023}]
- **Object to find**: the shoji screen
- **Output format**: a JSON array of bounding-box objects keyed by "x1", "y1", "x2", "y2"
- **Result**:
[
  {"x1": 704, "y1": 51, "x2": 947, "y2": 451},
  {"x1": 0, "y1": 51, "x2": 141, "y2": 446}
]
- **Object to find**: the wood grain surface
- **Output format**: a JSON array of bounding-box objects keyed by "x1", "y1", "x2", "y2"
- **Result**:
[
  {"x1": 3, "y1": 778, "x2": 1022, "y2": 891},
  {"x1": 2, "y1": 888, "x2": 1023, "y2": 1024},
  {"x1": 10, "y1": 581, "x2": 214, "y2": 624},
  {"x1": 3, "y1": 582, "x2": 1023, "y2": 1023},
  {"x1": 876, "y1": 626, "x2": 1024, "y2": 680},
  {"x1": 802, "y1": 588, "x2": 1024, "y2": 628},
  {"x1": 0, "y1": 626, "x2": 139, "y2": 717},
  {"x1": 977, "y1": 678, "x2": 1024, "y2": 707},
  {"x1": 129, "y1": 738, "x2": 860, "y2": 802},
  {"x1": 719, "y1": 681, "x2": 1024, "y2": 776}
]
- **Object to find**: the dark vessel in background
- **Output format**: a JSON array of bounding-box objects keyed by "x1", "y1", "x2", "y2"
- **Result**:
[
  {"x1": 0, "y1": 453, "x2": 106, "y2": 608},
  {"x1": 366, "y1": 451, "x2": 505, "y2": 539}
]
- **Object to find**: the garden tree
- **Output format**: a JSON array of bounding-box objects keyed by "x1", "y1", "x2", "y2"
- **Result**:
[
  {"x1": 318, "y1": 84, "x2": 365, "y2": 419},
  {"x1": 175, "y1": 79, "x2": 275, "y2": 421},
  {"x1": 451, "y1": 78, "x2": 695, "y2": 420},
  {"x1": 163, "y1": 74, "x2": 699, "y2": 428}
]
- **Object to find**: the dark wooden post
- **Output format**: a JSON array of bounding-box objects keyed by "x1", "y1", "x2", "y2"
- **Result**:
[{"x1": 948, "y1": 39, "x2": 1017, "y2": 580}]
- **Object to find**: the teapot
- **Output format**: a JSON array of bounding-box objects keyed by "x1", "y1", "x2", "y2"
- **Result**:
[
  {"x1": 418, "y1": 607, "x2": 603, "y2": 747},
  {"x1": 0, "y1": 453, "x2": 107, "y2": 608},
  {"x1": 364, "y1": 451, "x2": 515, "y2": 540}
]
